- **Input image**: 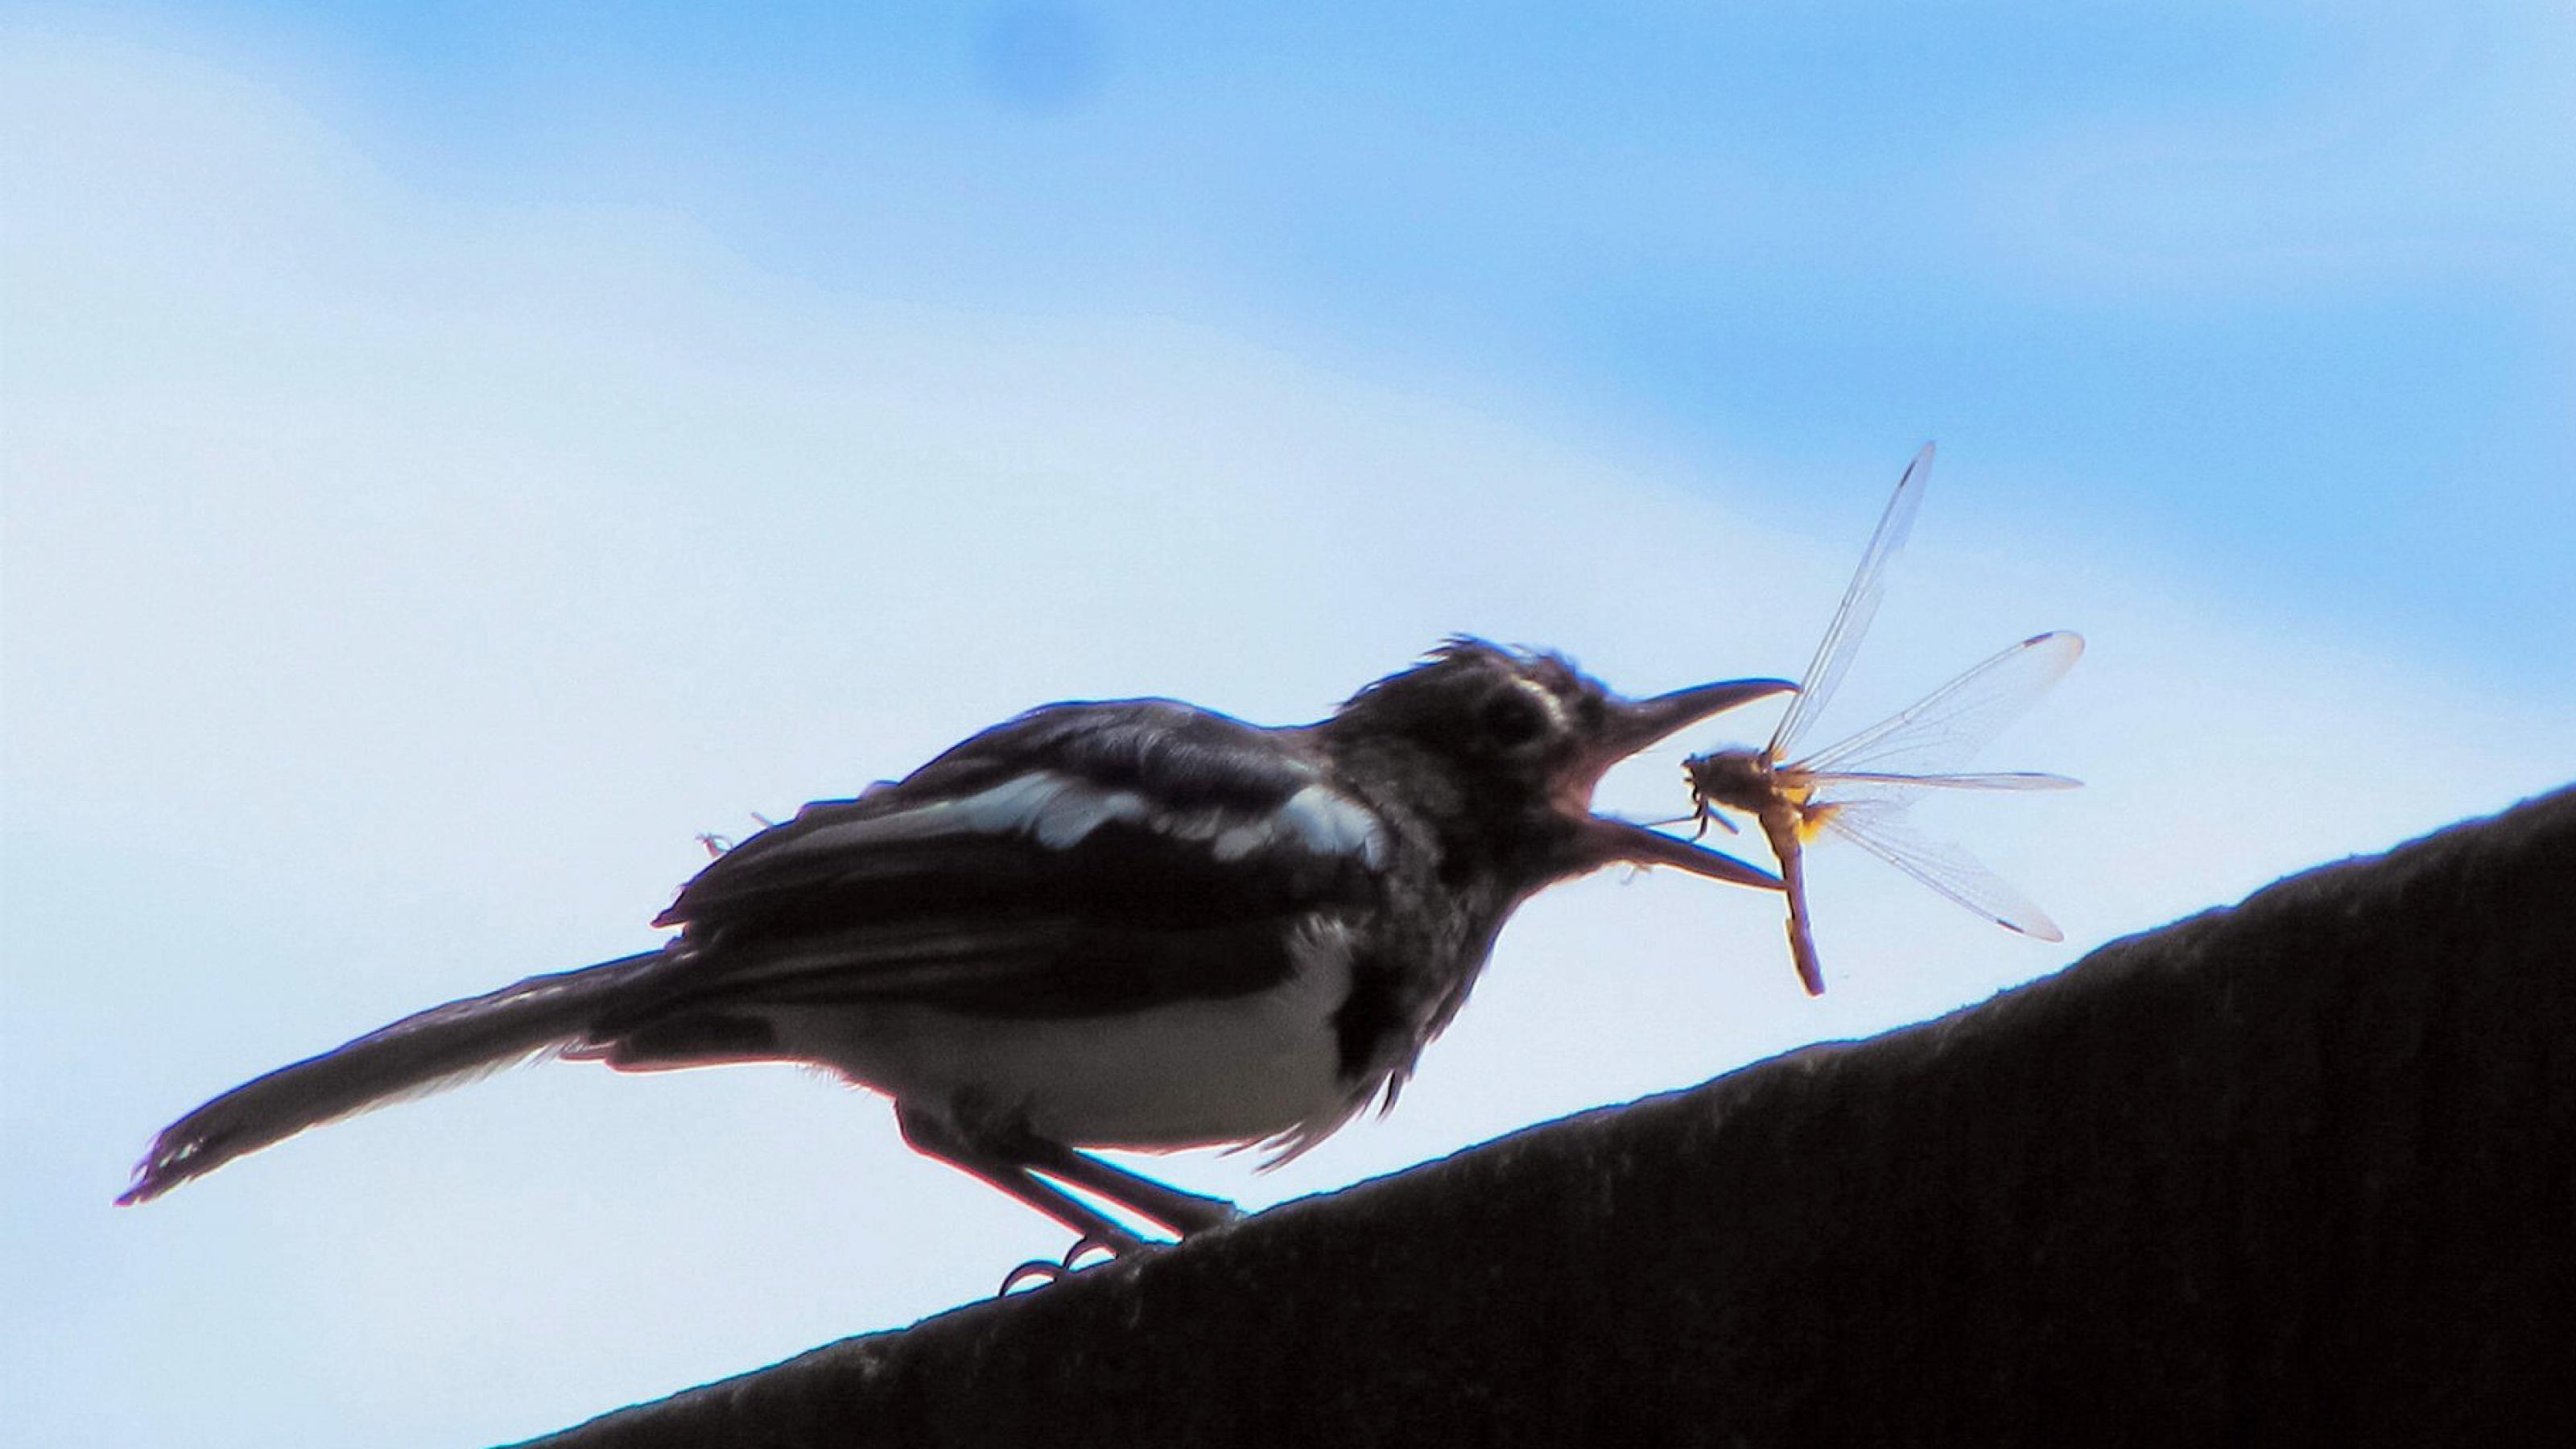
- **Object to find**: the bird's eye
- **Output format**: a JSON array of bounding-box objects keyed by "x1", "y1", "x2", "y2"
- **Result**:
[{"x1": 1478, "y1": 691, "x2": 1548, "y2": 749}]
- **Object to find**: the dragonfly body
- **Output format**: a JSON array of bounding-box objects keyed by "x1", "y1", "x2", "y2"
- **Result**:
[
  {"x1": 1687, "y1": 747, "x2": 1840, "y2": 993},
  {"x1": 1685, "y1": 444, "x2": 2082, "y2": 994}
]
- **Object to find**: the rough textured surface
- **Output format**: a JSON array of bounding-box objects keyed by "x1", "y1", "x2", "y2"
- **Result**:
[{"x1": 520, "y1": 786, "x2": 2576, "y2": 1447}]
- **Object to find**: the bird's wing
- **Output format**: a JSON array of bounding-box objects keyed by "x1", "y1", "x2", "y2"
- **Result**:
[{"x1": 642, "y1": 700, "x2": 1385, "y2": 1017}]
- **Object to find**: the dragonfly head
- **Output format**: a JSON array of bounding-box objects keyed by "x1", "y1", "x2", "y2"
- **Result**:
[{"x1": 1682, "y1": 746, "x2": 1778, "y2": 821}]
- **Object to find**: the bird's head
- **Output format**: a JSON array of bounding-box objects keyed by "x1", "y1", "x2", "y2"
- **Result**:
[{"x1": 1327, "y1": 638, "x2": 1794, "y2": 889}]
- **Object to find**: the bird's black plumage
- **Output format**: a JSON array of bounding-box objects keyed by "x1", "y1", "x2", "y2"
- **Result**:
[{"x1": 120, "y1": 640, "x2": 1791, "y2": 1257}]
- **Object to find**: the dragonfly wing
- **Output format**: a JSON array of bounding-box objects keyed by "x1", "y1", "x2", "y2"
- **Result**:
[
  {"x1": 1805, "y1": 770, "x2": 2083, "y2": 803},
  {"x1": 1766, "y1": 444, "x2": 1935, "y2": 762},
  {"x1": 1818, "y1": 799, "x2": 2063, "y2": 941},
  {"x1": 1797, "y1": 630, "x2": 2082, "y2": 778}
]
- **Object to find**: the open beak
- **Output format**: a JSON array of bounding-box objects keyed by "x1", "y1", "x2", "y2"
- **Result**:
[{"x1": 1559, "y1": 676, "x2": 1796, "y2": 890}]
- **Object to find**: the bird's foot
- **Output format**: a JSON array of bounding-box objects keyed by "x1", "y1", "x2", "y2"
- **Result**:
[{"x1": 996, "y1": 1230, "x2": 1149, "y2": 1296}]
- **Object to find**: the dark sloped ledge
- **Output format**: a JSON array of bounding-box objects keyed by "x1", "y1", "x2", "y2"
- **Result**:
[{"x1": 522, "y1": 786, "x2": 2576, "y2": 1448}]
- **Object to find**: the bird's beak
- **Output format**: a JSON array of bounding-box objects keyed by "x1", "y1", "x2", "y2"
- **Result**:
[
  {"x1": 1606, "y1": 678, "x2": 1798, "y2": 760},
  {"x1": 1554, "y1": 676, "x2": 1795, "y2": 890},
  {"x1": 1582, "y1": 815, "x2": 1785, "y2": 890},
  {"x1": 1558, "y1": 677, "x2": 1795, "y2": 803}
]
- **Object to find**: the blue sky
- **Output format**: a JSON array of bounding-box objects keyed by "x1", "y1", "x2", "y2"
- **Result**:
[
  {"x1": 77, "y1": 0, "x2": 2567, "y2": 673},
  {"x1": 6, "y1": 2, "x2": 2571, "y2": 1445}
]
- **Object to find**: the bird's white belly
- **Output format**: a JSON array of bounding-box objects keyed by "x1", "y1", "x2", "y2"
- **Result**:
[{"x1": 762, "y1": 931, "x2": 1354, "y2": 1150}]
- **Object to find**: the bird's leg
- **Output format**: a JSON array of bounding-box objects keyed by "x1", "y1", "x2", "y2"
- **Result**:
[
  {"x1": 897, "y1": 1104, "x2": 1141, "y2": 1243},
  {"x1": 998, "y1": 1129, "x2": 1245, "y2": 1238},
  {"x1": 897, "y1": 1105, "x2": 1151, "y2": 1294}
]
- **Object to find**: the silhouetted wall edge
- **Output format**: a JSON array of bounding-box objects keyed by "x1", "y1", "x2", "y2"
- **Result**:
[{"x1": 518, "y1": 786, "x2": 2576, "y2": 1448}]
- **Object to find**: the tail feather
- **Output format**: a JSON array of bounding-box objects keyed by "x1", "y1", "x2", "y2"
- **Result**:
[{"x1": 118, "y1": 951, "x2": 664, "y2": 1205}]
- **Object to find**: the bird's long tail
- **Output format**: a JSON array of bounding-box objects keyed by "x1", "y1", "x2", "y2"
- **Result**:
[{"x1": 118, "y1": 951, "x2": 666, "y2": 1205}]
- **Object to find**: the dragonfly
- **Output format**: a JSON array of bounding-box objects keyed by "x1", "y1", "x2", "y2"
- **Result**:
[{"x1": 1684, "y1": 443, "x2": 2083, "y2": 996}]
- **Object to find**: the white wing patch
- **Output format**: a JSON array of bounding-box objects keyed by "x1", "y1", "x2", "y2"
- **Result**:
[
  {"x1": 1263, "y1": 783, "x2": 1390, "y2": 867},
  {"x1": 768, "y1": 771, "x2": 1385, "y2": 866}
]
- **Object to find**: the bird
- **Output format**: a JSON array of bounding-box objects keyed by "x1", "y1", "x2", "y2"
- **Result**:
[{"x1": 118, "y1": 640, "x2": 1793, "y2": 1267}]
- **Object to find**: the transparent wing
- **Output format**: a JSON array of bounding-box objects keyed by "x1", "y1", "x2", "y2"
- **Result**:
[
  {"x1": 1766, "y1": 443, "x2": 1935, "y2": 762},
  {"x1": 1797, "y1": 630, "x2": 2083, "y2": 778},
  {"x1": 1817, "y1": 799, "x2": 2063, "y2": 940},
  {"x1": 1805, "y1": 770, "x2": 2083, "y2": 804}
]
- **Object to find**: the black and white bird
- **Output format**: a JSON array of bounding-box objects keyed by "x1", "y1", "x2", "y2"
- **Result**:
[{"x1": 120, "y1": 640, "x2": 1791, "y2": 1261}]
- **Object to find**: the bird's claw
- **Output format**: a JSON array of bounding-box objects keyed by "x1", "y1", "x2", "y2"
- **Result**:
[
  {"x1": 995, "y1": 1231, "x2": 1147, "y2": 1296},
  {"x1": 996, "y1": 1258, "x2": 1069, "y2": 1295}
]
